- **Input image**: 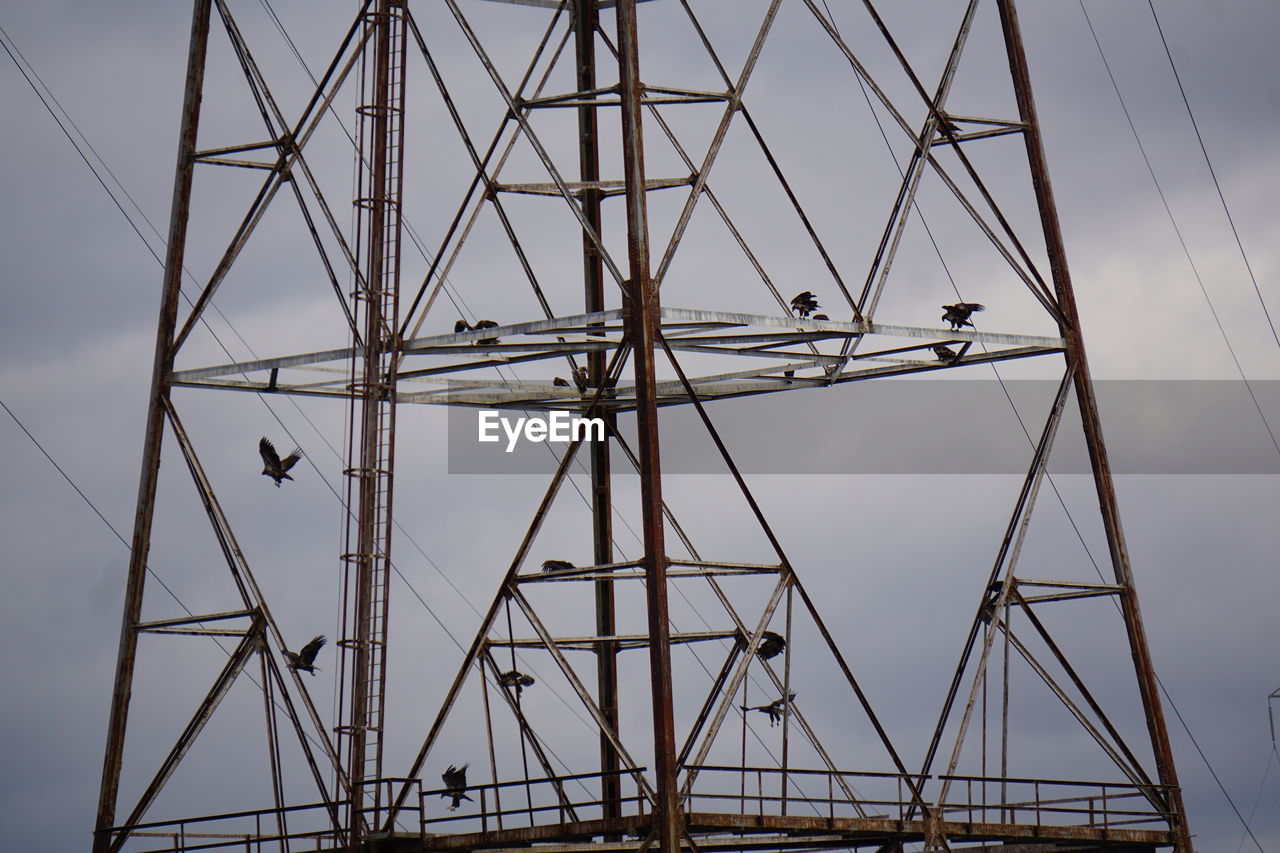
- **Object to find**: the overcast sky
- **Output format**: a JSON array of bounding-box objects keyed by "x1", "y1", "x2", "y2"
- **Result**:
[{"x1": 1, "y1": 1, "x2": 1278, "y2": 851}]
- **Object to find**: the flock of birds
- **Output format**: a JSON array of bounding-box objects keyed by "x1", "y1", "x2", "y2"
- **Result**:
[
  {"x1": 452, "y1": 297, "x2": 983, "y2": 389},
  {"x1": 263, "y1": 298, "x2": 982, "y2": 810},
  {"x1": 787, "y1": 292, "x2": 985, "y2": 366}
]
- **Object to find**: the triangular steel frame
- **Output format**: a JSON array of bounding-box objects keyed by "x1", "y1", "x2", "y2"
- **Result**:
[{"x1": 92, "y1": 1, "x2": 1193, "y2": 852}]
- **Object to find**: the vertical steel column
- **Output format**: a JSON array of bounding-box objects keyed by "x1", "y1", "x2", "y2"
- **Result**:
[
  {"x1": 994, "y1": 1, "x2": 1192, "y2": 848},
  {"x1": 341, "y1": 0, "x2": 405, "y2": 845},
  {"x1": 92, "y1": 2, "x2": 213, "y2": 851},
  {"x1": 574, "y1": 0, "x2": 623, "y2": 826},
  {"x1": 615, "y1": 2, "x2": 680, "y2": 851}
]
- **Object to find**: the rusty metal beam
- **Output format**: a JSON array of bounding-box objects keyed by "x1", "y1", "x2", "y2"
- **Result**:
[
  {"x1": 571, "y1": 0, "x2": 624, "y2": 828},
  {"x1": 615, "y1": 2, "x2": 680, "y2": 850},
  {"x1": 107, "y1": 616, "x2": 263, "y2": 853},
  {"x1": 994, "y1": 0, "x2": 1191, "y2": 848},
  {"x1": 92, "y1": 3, "x2": 212, "y2": 850}
]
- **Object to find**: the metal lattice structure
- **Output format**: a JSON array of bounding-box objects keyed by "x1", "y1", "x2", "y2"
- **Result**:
[{"x1": 93, "y1": 1, "x2": 1193, "y2": 852}]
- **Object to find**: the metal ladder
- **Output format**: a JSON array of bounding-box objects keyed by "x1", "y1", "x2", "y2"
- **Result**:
[{"x1": 339, "y1": 0, "x2": 406, "y2": 839}]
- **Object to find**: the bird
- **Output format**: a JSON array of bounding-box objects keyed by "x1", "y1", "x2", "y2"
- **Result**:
[
  {"x1": 741, "y1": 692, "x2": 796, "y2": 727},
  {"x1": 572, "y1": 365, "x2": 590, "y2": 393},
  {"x1": 932, "y1": 343, "x2": 959, "y2": 363},
  {"x1": 755, "y1": 630, "x2": 786, "y2": 662},
  {"x1": 541, "y1": 559, "x2": 575, "y2": 573},
  {"x1": 284, "y1": 635, "x2": 326, "y2": 675},
  {"x1": 812, "y1": 313, "x2": 829, "y2": 321},
  {"x1": 259, "y1": 437, "x2": 302, "y2": 487},
  {"x1": 473, "y1": 319, "x2": 500, "y2": 345},
  {"x1": 941, "y1": 302, "x2": 984, "y2": 331},
  {"x1": 498, "y1": 670, "x2": 536, "y2": 694},
  {"x1": 553, "y1": 377, "x2": 570, "y2": 387},
  {"x1": 441, "y1": 764, "x2": 472, "y2": 811},
  {"x1": 454, "y1": 319, "x2": 472, "y2": 334},
  {"x1": 790, "y1": 291, "x2": 820, "y2": 318}
]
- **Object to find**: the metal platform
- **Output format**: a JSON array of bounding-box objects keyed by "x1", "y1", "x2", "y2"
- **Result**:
[{"x1": 171, "y1": 307, "x2": 1063, "y2": 410}]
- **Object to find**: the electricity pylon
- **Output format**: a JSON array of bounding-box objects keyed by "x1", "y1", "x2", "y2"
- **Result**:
[{"x1": 93, "y1": 1, "x2": 1192, "y2": 852}]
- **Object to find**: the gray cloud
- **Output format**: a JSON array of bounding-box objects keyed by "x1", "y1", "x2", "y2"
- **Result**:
[{"x1": 2, "y1": 1, "x2": 1278, "y2": 850}]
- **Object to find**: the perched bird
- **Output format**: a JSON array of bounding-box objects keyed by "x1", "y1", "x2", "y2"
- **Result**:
[
  {"x1": 259, "y1": 437, "x2": 302, "y2": 487},
  {"x1": 932, "y1": 343, "x2": 959, "y2": 363},
  {"x1": 741, "y1": 692, "x2": 796, "y2": 727},
  {"x1": 812, "y1": 313, "x2": 829, "y2": 321},
  {"x1": 498, "y1": 669, "x2": 536, "y2": 694},
  {"x1": 941, "y1": 302, "x2": 984, "y2": 331},
  {"x1": 474, "y1": 319, "x2": 500, "y2": 345},
  {"x1": 441, "y1": 764, "x2": 472, "y2": 811},
  {"x1": 454, "y1": 319, "x2": 472, "y2": 334},
  {"x1": 755, "y1": 630, "x2": 787, "y2": 662},
  {"x1": 572, "y1": 365, "x2": 590, "y2": 393},
  {"x1": 790, "y1": 291, "x2": 820, "y2": 319},
  {"x1": 284, "y1": 635, "x2": 326, "y2": 675},
  {"x1": 541, "y1": 559, "x2": 575, "y2": 573},
  {"x1": 553, "y1": 376, "x2": 570, "y2": 387}
]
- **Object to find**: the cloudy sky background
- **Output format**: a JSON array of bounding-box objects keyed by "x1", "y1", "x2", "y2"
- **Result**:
[{"x1": 2, "y1": 0, "x2": 1278, "y2": 850}]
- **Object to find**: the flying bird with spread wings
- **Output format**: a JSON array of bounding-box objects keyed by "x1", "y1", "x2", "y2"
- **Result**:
[
  {"x1": 790, "y1": 291, "x2": 820, "y2": 319},
  {"x1": 755, "y1": 630, "x2": 787, "y2": 662},
  {"x1": 441, "y1": 764, "x2": 472, "y2": 811},
  {"x1": 941, "y1": 302, "x2": 984, "y2": 331},
  {"x1": 284, "y1": 635, "x2": 326, "y2": 675},
  {"x1": 259, "y1": 437, "x2": 302, "y2": 487},
  {"x1": 741, "y1": 692, "x2": 796, "y2": 727}
]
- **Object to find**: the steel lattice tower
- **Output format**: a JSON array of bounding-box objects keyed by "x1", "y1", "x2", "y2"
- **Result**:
[{"x1": 93, "y1": 1, "x2": 1192, "y2": 852}]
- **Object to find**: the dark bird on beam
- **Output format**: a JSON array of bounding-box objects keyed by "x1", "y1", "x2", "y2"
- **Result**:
[
  {"x1": 573, "y1": 365, "x2": 590, "y2": 393},
  {"x1": 498, "y1": 670, "x2": 536, "y2": 694},
  {"x1": 790, "y1": 291, "x2": 820, "y2": 319},
  {"x1": 284, "y1": 635, "x2": 326, "y2": 675},
  {"x1": 441, "y1": 764, "x2": 472, "y2": 811},
  {"x1": 741, "y1": 692, "x2": 796, "y2": 727},
  {"x1": 932, "y1": 343, "x2": 959, "y2": 363},
  {"x1": 259, "y1": 437, "x2": 302, "y2": 487},
  {"x1": 454, "y1": 319, "x2": 472, "y2": 334},
  {"x1": 941, "y1": 302, "x2": 984, "y2": 331},
  {"x1": 541, "y1": 559, "x2": 575, "y2": 573},
  {"x1": 756, "y1": 630, "x2": 786, "y2": 662},
  {"x1": 474, "y1": 319, "x2": 500, "y2": 345},
  {"x1": 553, "y1": 377, "x2": 570, "y2": 387},
  {"x1": 812, "y1": 313, "x2": 829, "y2": 321}
]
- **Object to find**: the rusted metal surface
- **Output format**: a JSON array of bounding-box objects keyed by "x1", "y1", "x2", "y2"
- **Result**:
[
  {"x1": 573, "y1": 0, "x2": 623, "y2": 828},
  {"x1": 994, "y1": 0, "x2": 1192, "y2": 849},
  {"x1": 92, "y1": 3, "x2": 212, "y2": 850},
  {"x1": 615, "y1": 2, "x2": 680, "y2": 852},
  {"x1": 337, "y1": 4, "x2": 409, "y2": 844},
  {"x1": 98, "y1": 1, "x2": 1193, "y2": 851}
]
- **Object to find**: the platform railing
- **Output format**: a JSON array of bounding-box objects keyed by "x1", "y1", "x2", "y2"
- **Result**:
[
  {"x1": 419, "y1": 767, "x2": 649, "y2": 834},
  {"x1": 110, "y1": 800, "x2": 345, "y2": 853},
  {"x1": 682, "y1": 764, "x2": 1172, "y2": 830}
]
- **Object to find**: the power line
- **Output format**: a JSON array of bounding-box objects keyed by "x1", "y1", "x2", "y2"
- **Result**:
[
  {"x1": 1075, "y1": 0, "x2": 1279, "y2": 458},
  {"x1": 1144, "y1": 0, "x2": 1280, "y2": 352}
]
